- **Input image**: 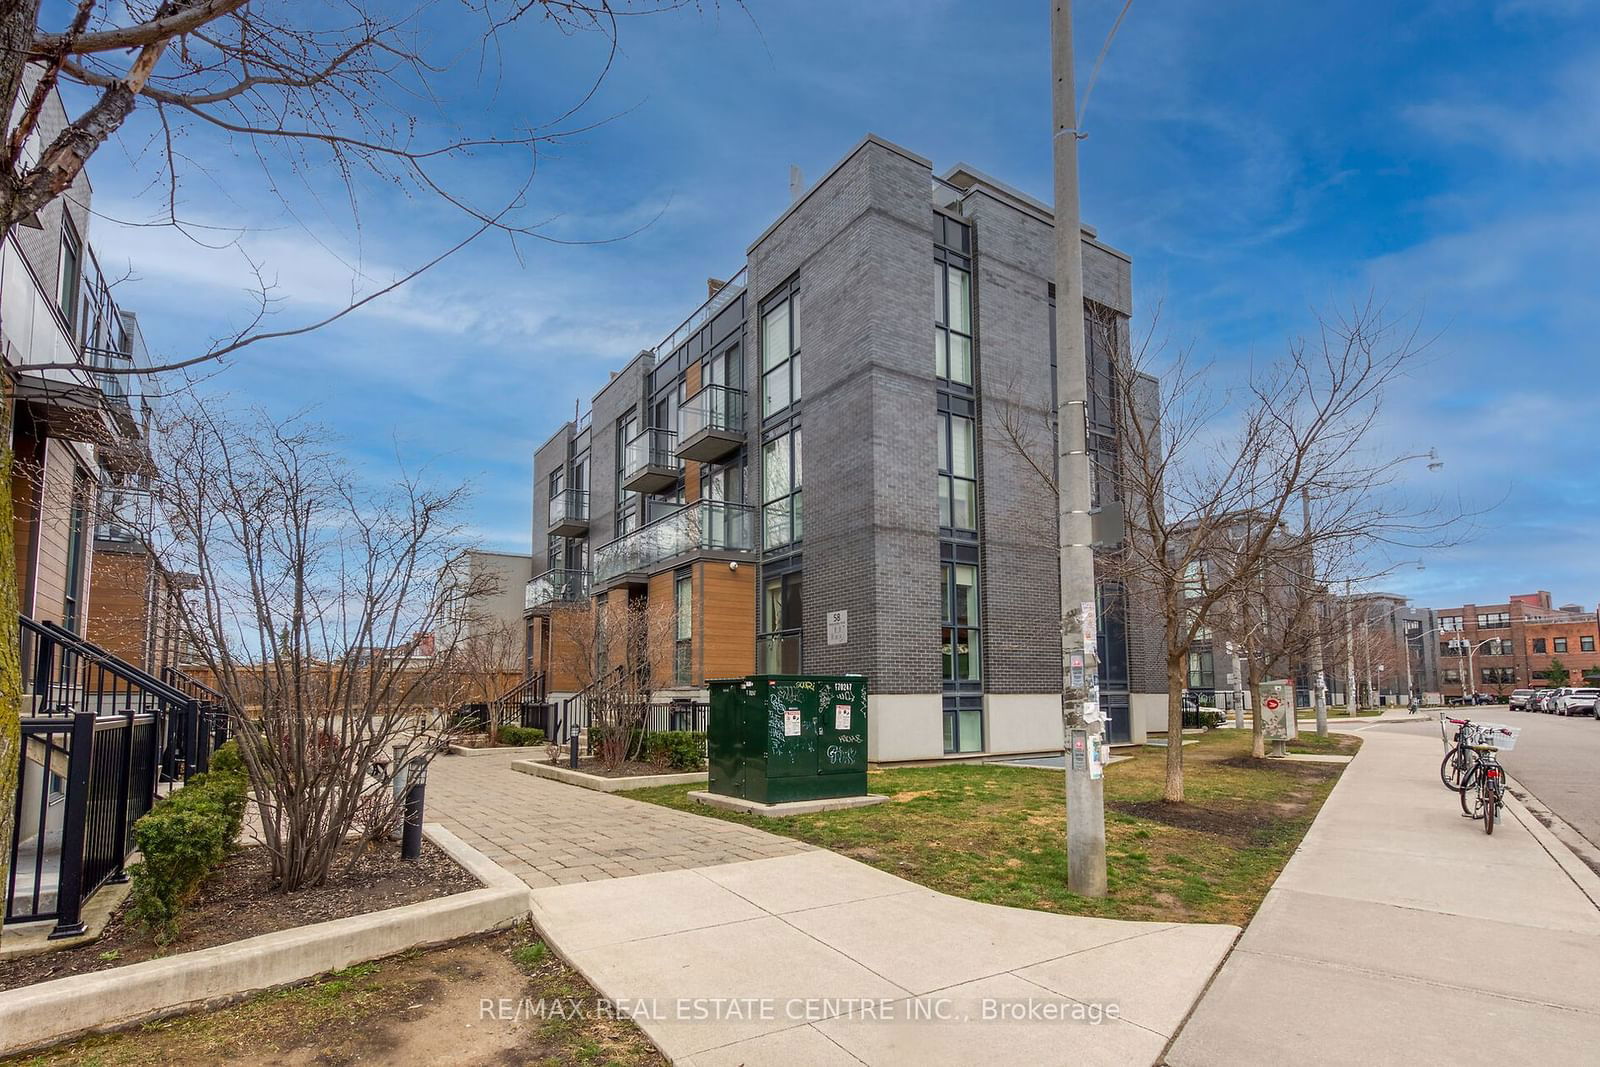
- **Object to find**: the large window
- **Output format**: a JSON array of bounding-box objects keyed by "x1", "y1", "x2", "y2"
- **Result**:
[
  {"x1": 937, "y1": 412, "x2": 976, "y2": 531},
  {"x1": 1187, "y1": 649, "x2": 1215, "y2": 690},
  {"x1": 1532, "y1": 638, "x2": 1547, "y2": 655},
  {"x1": 935, "y1": 260, "x2": 972, "y2": 386},
  {"x1": 1439, "y1": 615, "x2": 1463, "y2": 632},
  {"x1": 1584, "y1": 636, "x2": 1596, "y2": 653},
  {"x1": 761, "y1": 288, "x2": 799, "y2": 417},
  {"x1": 762, "y1": 429, "x2": 802, "y2": 550},
  {"x1": 940, "y1": 562, "x2": 981, "y2": 684},
  {"x1": 615, "y1": 410, "x2": 639, "y2": 535},
  {"x1": 1554, "y1": 637, "x2": 1568, "y2": 654},
  {"x1": 62, "y1": 469, "x2": 88, "y2": 632},
  {"x1": 674, "y1": 572, "x2": 692, "y2": 685},
  {"x1": 1481, "y1": 667, "x2": 1515, "y2": 685},
  {"x1": 58, "y1": 220, "x2": 81, "y2": 330},
  {"x1": 759, "y1": 571, "x2": 801, "y2": 673},
  {"x1": 1477, "y1": 611, "x2": 1510, "y2": 629}
]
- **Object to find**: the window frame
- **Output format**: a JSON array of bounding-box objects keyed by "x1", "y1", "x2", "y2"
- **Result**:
[
  {"x1": 757, "y1": 569, "x2": 802, "y2": 674},
  {"x1": 939, "y1": 561, "x2": 982, "y2": 685},
  {"x1": 761, "y1": 427, "x2": 802, "y2": 552},
  {"x1": 759, "y1": 283, "x2": 800, "y2": 420},
  {"x1": 937, "y1": 410, "x2": 978, "y2": 533},
  {"x1": 673, "y1": 571, "x2": 693, "y2": 685}
]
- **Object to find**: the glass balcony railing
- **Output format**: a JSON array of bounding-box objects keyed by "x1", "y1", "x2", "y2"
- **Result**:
[
  {"x1": 594, "y1": 501, "x2": 755, "y2": 584},
  {"x1": 525, "y1": 569, "x2": 591, "y2": 611},
  {"x1": 548, "y1": 488, "x2": 589, "y2": 532},
  {"x1": 621, "y1": 428, "x2": 682, "y2": 492},
  {"x1": 94, "y1": 485, "x2": 152, "y2": 543},
  {"x1": 678, "y1": 385, "x2": 745, "y2": 461}
]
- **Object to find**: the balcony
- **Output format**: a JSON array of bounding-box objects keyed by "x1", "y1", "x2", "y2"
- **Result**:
[
  {"x1": 620, "y1": 428, "x2": 682, "y2": 494},
  {"x1": 548, "y1": 489, "x2": 589, "y2": 538},
  {"x1": 594, "y1": 501, "x2": 755, "y2": 587},
  {"x1": 525, "y1": 569, "x2": 591, "y2": 613},
  {"x1": 677, "y1": 385, "x2": 745, "y2": 463},
  {"x1": 94, "y1": 485, "x2": 153, "y2": 545}
]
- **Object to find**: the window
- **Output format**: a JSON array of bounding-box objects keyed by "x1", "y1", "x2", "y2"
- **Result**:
[
  {"x1": 1443, "y1": 668, "x2": 1461, "y2": 684},
  {"x1": 58, "y1": 220, "x2": 82, "y2": 330},
  {"x1": 1484, "y1": 638, "x2": 1513, "y2": 656},
  {"x1": 761, "y1": 289, "x2": 799, "y2": 417},
  {"x1": 940, "y1": 563, "x2": 981, "y2": 684},
  {"x1": 761, "y1": 429, "x2": 802, "y2": 550},
  {"x1": 1584, "y1": 636, "x2": 1596, "y2": 653},
  {"x1": 1439, "y1": 615, "x2": 1463, "y2": 632},
  {"x1": 615, "y1": 410, "x2": 639, "y2": 535},
  {"x1": 1532, "y1": 638, "x2": 1547, "y2": 655},
  {"x1": 1187, "y1": 649, "x2": 1215, "y2": 690},
  {"x1": 1476, "y1": 611, "x2": 1509, "y2": 629},
  {"x1": 937, "y1": 412, "x2": 977, "y2": 531},
  {"x1": 935, "y1": 260, "x2": 973, "y2": 386},
  {"x1": 1555, "y1": 637, "x2": 1568, "y2": 654},
  {"x1": 674, "y1": 572, "x2": 692, "y2": 685},
  {"x1": 62, "y1": 469, "x2": 89, "y2": 632},
  {"x1": 1481, "y1": 667, "x2": 1514, "y2": 685},
  {"x1": 758, "y1": 571, "x2": 801, "y2": 673}
]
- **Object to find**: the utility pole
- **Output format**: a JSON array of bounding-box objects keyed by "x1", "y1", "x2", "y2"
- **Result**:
[
  {"x1": 1302, "y1": 489, "x2": 1327, "y2": 735},
  {"x1": 1344, "y1": 582, "x2": 1358, "y2": 714},
  {"x1": 1051, "y1": 0, "x2": 1106, "y2": 897}
]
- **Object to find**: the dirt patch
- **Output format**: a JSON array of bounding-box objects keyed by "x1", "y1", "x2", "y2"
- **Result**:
[
  {"x1": 569, "y1": 758, "x2": 702, "y2": 779},
  {"x1": 891, "y1": 790, "x2": 937, "y2": 803},
  {"x1": 1112, "y1": 799, "x2": 1286, "y2": 841},
  {"x1": 0, "y1": 839, "x2": 478, "y2": 992},
  {"x1": 15, "y1": 927, "x2": 665, "y2": 1067},
  {"x1": 1217, "y1": 755, "x2": 1342, "y2": 779}
]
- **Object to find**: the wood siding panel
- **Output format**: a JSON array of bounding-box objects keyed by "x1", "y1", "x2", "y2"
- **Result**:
[
  {"x1": 87, "y1": 549, "x2": 153, "y2": 670},
  {"x1": 31, "y1": 439, "x2": 79, "y2": 624},
  {"x1": 698, "y1": 561, "x2": 755, "y2": 683}
]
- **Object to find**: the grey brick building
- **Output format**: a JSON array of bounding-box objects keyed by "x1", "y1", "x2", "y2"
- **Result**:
[{"x1": 526, "y1": 135, "x2": 1166, "y2": 761}]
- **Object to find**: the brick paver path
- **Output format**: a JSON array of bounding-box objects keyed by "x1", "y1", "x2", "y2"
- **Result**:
[{"x1": 427, "y1": 752, "x2": 811, "y2": 888}]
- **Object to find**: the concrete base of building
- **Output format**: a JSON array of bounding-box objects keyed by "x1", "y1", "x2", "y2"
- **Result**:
[
  {"x1": 513, "y1": 760, "x2": 708, "y2": 793},
  {"x1": 688, "y1": 791, "x2": 890, "y2": 818},
  {"x1": 866, "y1": 693, "x2": 944, "y2": 761},
  {"x1": 1131, "y1": 692, "x2": 1167, "y2": 741},
  {"x1": 867, "y1": 691, "x2": 1172, "y2": 762}
]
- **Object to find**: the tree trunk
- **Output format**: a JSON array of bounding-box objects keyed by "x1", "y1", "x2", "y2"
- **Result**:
[
  {"x1": 1249, "y1": 657, "x2": 1266, "y2": 758},
  {"x1": 0, "y1": 398, "x2": 21, "y2": 937},
  {"x1": 1164, "y1": 655, "x2": 1186, "y2": 803}
]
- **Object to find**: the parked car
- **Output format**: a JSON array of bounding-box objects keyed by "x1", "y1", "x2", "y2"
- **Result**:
[
  {"x1": 1532, "y1": 688, "x2": 1555, "y2": 712},
  {"x1": 1557, "y1": 688, "x2": 1600, "y2": 717},
  {"x1": 1510, "y1": 689, "x2": 1535, "y2": 710}
]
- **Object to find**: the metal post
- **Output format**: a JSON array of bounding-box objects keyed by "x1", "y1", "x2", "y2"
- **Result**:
[
  {"x1": 401, "y1": 769, "x2": 426, "y2": 861},
  {"x1": 1303, "y1": 489, "x2": 1327, "y2": 735},
  {"x1": 1051, "y1": 0, "x2": 1106, "y2": 897},
  {"x1": 1344, "y1": 586, "x2": 1358, "y2": 715},
  {"x1": 50, "y1": 711, "x2": 97, "y2": 939},
  {"x1": 110, "y1": 700, "x2": 136, "y2": 883},
  {"x1": 569, "y1": 732, "x2": 579, "y2": 769}
]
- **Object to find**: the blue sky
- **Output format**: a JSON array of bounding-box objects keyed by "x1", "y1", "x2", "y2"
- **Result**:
[{"x1": 78, "y1": 0, "x2": 1599, "y2": 611}]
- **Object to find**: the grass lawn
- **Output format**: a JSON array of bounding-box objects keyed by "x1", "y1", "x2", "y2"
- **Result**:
[{"x1": 629, "y1": 729, "x2": 1360, "y2": 927}]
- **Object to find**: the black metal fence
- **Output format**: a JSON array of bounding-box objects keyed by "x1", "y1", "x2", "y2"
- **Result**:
[{"x1": 7, "y1": 617, "x2": 204, "y2": 936}]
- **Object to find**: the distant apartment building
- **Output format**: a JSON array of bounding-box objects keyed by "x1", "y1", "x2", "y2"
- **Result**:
[
  {"x1": 1434, "y1": 591, "x2": 1600, "y2": 697},
  {"x1": 439, "y1": 549, "x2": 535, "y2": 649},
  {"x1": 1, "y1": 69, "x2": 167, "y2": 677},
  {"x1": 1344, "y1": 592, "x2": 1441, "y2": 705},
  {"x1": 524, "y1": 135, "x2": 1166, "y2": 762}
]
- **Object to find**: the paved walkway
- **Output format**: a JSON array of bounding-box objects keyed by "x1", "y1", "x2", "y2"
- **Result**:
[
  {"x1": 1169, "y1": 720, "x2": 1600, "y2": 1065},
  {"x1": 427, "y1": 751, "x2": 810, "y2": 888},
  {"x1": 428, "y1": 749, "x2": 1240, "y2": 1064}
]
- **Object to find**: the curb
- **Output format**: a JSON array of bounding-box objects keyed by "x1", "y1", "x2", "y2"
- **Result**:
[
  {"x1": 0, "y1": 824, "x2": 529, "y2": 1057},
  {"x1": 513, "y1": 759, "x2": 707, "y2": 793},
  {"x1": 1501, "y1": 774, "x2": 1600, "y2": 913}
]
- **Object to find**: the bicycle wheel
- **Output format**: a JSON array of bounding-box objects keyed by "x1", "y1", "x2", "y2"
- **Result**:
[{"x1": 1440, "y1": 747, "x2": 1470, "y2": 790}]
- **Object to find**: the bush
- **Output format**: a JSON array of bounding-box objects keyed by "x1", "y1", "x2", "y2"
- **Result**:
[
  {"x1": 128, "y1": 753, "x2": 248, "y2": 943},
  {"x1": 643, "y1": 730, "x2": 706, "y2": 770},
  {"x1": 498, "y1": 725, "x2": 544, "y2": 746}
]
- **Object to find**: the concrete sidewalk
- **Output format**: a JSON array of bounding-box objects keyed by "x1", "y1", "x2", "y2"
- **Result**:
[
  {"x1": 530, "y1": 849, "x2": 1238, "y2": 1065},
  {"x1": 1169, "y1": 723, "x2": 1600, "y2": 1065}
]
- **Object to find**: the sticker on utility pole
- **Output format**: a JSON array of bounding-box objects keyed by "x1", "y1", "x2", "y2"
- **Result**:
[
  {"x1": 1070, "y1": 652, "x2": 1085, "y2": 690},
  {"x1": 784, "y1": 707, "x2": 801, "y2": 736},
  {"x1": 834, "y1": 704, "x2": 851, "y2": 731},
  {"x1": 1070, "y1": 728, "x2": 1089, "y2": 771},
  {"x1": 1082, "y1": 700, "x2": 1103, "y2": 724},
  {"x1": 1080, "y1": 600, "x2": 1098, "y2": 646},
  {"x1": 827, "y1": 610, "x2": 848, "y2": 646},
  {"x1": 1089, "y1": 735, "x2": 1104, "y2": 780}
]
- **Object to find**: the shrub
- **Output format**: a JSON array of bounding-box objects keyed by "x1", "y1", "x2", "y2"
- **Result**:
[
  {"x1": 643, "y1": 731, "x2": 706, "y2": 770},
  {"x1": 498, "y1": 725, "x2": 544, "y2": 746},
  {"x1": 128, "y1": 756, "x2": 249, "y2": 943}
]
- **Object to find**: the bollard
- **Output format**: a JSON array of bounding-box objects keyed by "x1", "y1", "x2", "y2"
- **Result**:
[
  {"x1": 401, "y1": 757, "x2": 428, "y2": 860},
  {"x1": 569, "y1": 733, "x2": 579, "y2": 769}
]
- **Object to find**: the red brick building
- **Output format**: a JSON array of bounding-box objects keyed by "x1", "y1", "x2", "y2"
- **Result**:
[{"x1": 1434, "y1": 591, "x2": 1600, "y2": 698}]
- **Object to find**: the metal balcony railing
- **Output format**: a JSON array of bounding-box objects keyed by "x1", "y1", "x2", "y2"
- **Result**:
[
  {"x1": 525, "y1": 569, "x2": 591, "y2": 611},
  {"x1": 593, "y1": 501, "x2": 755, "y2": 584}
]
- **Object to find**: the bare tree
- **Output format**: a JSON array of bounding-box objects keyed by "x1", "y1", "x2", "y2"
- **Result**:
[
  {"x1": 144, "y1": 398, "x2": 488, "y2": 890},
  {"x1": 998, "y1": 302, "x2": 1465, "y2": 801},
  {"x1": 544, "y1": 592, "x2": 671, "y2": 770},
  {"x1": 444, "y1": 619, "x2": 524, "y2": 744}
]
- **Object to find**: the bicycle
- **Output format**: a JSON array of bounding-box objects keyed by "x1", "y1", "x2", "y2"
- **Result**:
[
  {"x1": 1458, "y1": 735, "x2": 1513, "y2": 834},
  {"x1": 1439, "y1": 715, "x2": 1488, "y2": 791}
]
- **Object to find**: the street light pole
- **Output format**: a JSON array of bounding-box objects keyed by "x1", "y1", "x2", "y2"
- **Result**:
[
  {"x1": 1051, "y1": 0, "x2": 1106, "y2": 897},
  {"x1": 1302, "y1": 488, "x2": 1327, "y2": 734}
]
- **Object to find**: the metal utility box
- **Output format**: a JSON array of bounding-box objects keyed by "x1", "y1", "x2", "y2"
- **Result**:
[{"x1": 708, "y1": 675, "x2": 868, "y2": 804}]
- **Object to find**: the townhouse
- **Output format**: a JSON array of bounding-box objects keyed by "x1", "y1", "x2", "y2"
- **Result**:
[{"x1": 524, "y1": 135, "x2": 1166, "y2": 762}]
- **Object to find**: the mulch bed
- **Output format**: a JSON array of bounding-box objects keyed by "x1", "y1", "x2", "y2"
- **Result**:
[
  {"x1": 0, "y1": 838, "x2": 479, "y2": 992},
  {"x1": 569, "y1": 758, "x2": 703, "y2": 779}
]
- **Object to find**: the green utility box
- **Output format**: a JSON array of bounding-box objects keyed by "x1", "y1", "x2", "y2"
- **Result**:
[{"x1": 708, "y1": 675, "x2": 869, "y2": 804}]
